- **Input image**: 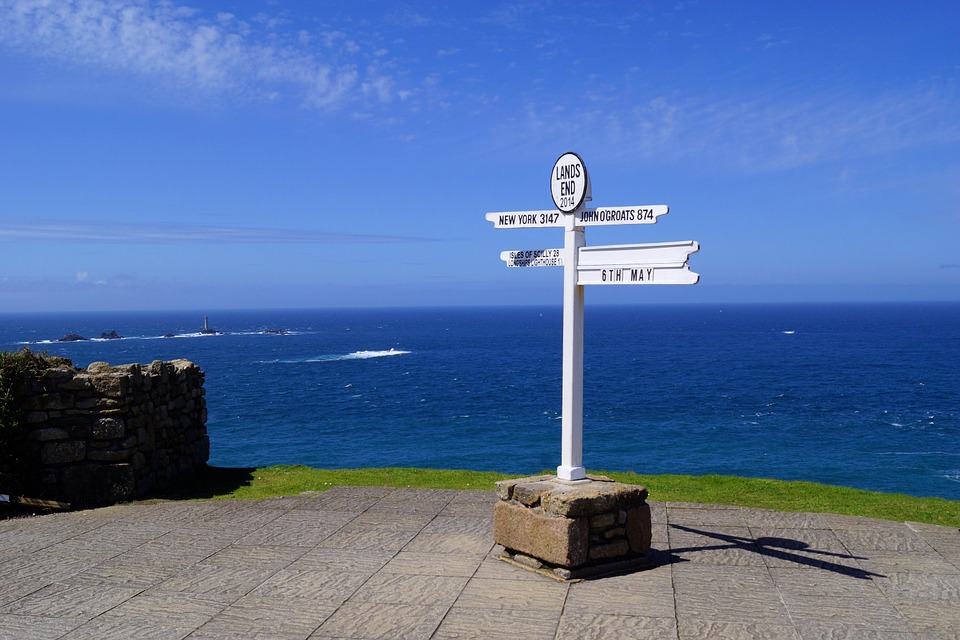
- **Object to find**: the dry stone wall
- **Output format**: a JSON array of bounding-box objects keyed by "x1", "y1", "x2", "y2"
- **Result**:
[{"x1": 19, "y1": 359, "x2": 208, "y2": 507}]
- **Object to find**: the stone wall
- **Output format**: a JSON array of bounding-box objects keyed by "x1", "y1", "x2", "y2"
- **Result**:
[{"x1": 17, "y1": 358, "x2": 209, "y2": 507}]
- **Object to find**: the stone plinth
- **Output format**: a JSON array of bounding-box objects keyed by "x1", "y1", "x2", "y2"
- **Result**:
[{"x1": 494, "y1": 475, "x2": 651, "y2": 580}]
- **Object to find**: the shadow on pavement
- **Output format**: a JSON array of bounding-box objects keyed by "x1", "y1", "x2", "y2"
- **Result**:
[
  {"x1": 667, "y1": 523, "x2": 885, "y2": 579},
  {"x1": 152, "y1": 465, "x2": 257, "y2": 500}
]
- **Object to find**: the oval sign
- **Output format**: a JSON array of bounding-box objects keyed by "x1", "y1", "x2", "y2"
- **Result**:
[{"x1": 550, "y1": 152, "x2": 588, "y2": 213}]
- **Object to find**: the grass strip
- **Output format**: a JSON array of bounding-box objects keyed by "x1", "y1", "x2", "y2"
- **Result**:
[{"x1": 159, "y1": 464, "x2": 960, "y2": 528}]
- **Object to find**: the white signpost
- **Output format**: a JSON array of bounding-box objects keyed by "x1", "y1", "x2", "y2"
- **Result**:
[{"x1": 487, "y1": 152, "x2": 700, "y2": 482}]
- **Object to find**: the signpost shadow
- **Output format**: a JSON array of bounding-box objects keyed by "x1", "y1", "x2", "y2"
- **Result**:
[{"x1": 664, "y1": 523, "x2": 885, "y2": 579}]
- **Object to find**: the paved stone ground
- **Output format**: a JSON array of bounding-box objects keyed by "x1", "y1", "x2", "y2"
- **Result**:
[{"x1": 1, "y1": 486, "x2": 958, "y2": 639}]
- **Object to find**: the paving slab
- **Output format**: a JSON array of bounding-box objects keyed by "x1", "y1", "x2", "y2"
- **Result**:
[{"x1": 0, "y1": 486, "x2": 957, "y2": 639}]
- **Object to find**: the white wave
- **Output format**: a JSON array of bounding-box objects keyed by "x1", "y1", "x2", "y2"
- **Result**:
[
  {"x1": 344, "y1": 349, "x2": 409, "y2": 360},
  {"x1": 782, "y1": 330, "x2": 795, "y2": 335},
  {"x1": 260, "y1": 348, "x2": 410, "y2": 364}
]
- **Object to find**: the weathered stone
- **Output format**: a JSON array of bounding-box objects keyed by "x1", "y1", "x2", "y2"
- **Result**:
[
  {"x1": 544, "y1": 485, "x2": 614, "y2": 517},
  {"x1": 604, "y1": 527, "x2": 627, "y2": 539},
  {"x1": 513, "y1": 480, "x2": 555, "y2": 507},
  {"x1": 26, "y1": 392, "x2": 74, "y2": 411},
  {"x1": 495, "y1": 475, "x2": 551, "y2": 501},
  {"x1": 26, "y1": 411, "x2": 49, "y2": 424},
  {"x1": 626, "y1": 503, "x2": 653, "y2": 553},
  {"x1": 40, "y1": 440, "x2": 86, "y2": 464},
  {"x1": 91, "y1": 373, "x2": 129, "y2": 398},
  {"x1": 494, "y1": 501, "x2": 589, "y2": 568},
  {"x1": 30, "y1": 427, "x2": 68, "y2": 441},
  {"x1": 512, "y1": 553, "x2": 544, "y2": 570},
  {"x1": 87, "y1": 449, "x2": 132, "y2": 462},
  {"x1": 43, "y1": 365, "x2": 76, "y2": 379},
  {"x1": 544, "y1": 481, "x2": 647, "y2": 518},
  {"x1": 589, "y1": 540, "x2": 629, "y2": 560},
  {"x1": 93, "y1": 417, "x2": 125, "y2": 439},
  {"x1": 590, "y1": 513, "x2": 617, "y2": 529},
  {"x1": 86, "y1": 361, "x2": 113, "y2": 373},
  {"x1": 57, "y1": 375, "x2": 93, "y2": 391}
]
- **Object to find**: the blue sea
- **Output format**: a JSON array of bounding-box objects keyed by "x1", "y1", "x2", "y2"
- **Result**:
[{"x1": 2, "y1": 303, "x2": 958, "y2": 501}]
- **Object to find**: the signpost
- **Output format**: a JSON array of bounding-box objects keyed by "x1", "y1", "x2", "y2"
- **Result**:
[{"x1": 487, "y1": 153, "x2": 700, "y2": 482}]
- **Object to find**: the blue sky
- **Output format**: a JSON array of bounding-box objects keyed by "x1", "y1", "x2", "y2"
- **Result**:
[{"x1": 1, "y1": 0, "x2": 957, "y2": 312}]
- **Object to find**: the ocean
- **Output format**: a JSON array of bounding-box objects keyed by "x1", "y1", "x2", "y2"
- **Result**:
[{"x1": 2, "y1": 303, "x2": 958, "y2": 501}]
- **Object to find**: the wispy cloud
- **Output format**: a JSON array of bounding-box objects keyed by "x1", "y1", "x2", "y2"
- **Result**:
[
  {"x1": 0, "y1": 220, "x2": 433, "y2": 244},
  {"x1": 503, "y1": 83, "x2": 960, "y2": 173},
  {"x1": 0, "y1": 0, "x2": 391, "y2": 109}
]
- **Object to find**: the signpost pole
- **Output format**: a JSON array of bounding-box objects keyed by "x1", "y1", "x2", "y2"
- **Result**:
[{"x1": 558, "y1": 212, "x2": 587, "y2": 481}]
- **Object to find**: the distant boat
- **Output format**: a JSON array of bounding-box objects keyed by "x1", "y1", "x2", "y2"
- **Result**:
[{"x1": 262, "y1": 328, "x2": 289, "y2": 335}]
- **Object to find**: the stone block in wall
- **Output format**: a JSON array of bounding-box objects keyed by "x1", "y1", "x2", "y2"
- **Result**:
[
  {"x1": 40, "y1": 440, "x2": 86, "y2": 464},
  {"x1": 86, "y1": 449, "x2": 132, "y2": 462},
  {"x1": 26, "y1": 411, "x2": 48, "y2": 424},
  {"x1": 57, "y1": 375, "x2": 93, "y2": 391},
  {"x1": 493, "y1": 501, "x2": 589, "y2": 567},
  {"x1": 30, "y1": 427, "x2": 68, "y2": 441},
  {"x1": 92, "y1": 417, "x2": 125, "y2": 440},
  {"x1": 626, "y1": 504, "x2": 652, "y2": 553},
  {"x1": 26, "y1": 392, "x2": 75, "y2": 412},
  {"x1": 589, "y1": 540, "x2": 629, "y2": 560},
  {"x1": 91, "y1": 373, "x2": 130, "y2": 398}
]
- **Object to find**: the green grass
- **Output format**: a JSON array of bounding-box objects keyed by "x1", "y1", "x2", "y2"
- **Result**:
[{"x1": 157, "y1": 464, "x2": 960, "y2": 529}]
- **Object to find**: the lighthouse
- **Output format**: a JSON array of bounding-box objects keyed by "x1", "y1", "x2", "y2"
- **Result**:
[{"x1": 200, "y1": 315, "x2": 219, "y2": 335}]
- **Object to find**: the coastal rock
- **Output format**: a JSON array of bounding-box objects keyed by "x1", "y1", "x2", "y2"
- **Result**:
[{"x1": 58, "y1": 333, "x2": 89, "y2": 342}]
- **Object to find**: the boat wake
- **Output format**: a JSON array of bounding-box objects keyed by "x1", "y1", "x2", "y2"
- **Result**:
[{"x1": 260, "y1": 349, "x2": 411, "y2": 364}]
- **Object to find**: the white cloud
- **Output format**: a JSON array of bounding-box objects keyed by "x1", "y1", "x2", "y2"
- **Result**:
[{"x1": 0, "y1": 0, "x2": 391, "y2": 109}]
